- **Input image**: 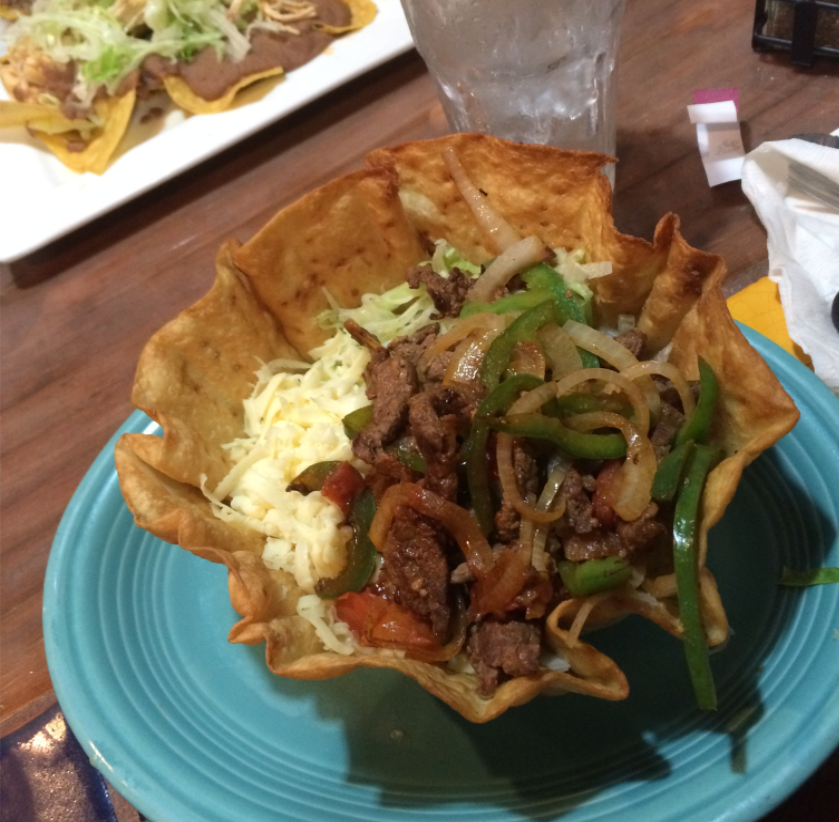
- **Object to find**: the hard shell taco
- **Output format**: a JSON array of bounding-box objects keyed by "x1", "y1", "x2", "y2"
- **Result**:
[
  {"x1": 0, "y1": 0, "x2": 375, "y2": 172},
  {"x1": 115, "y1": 134, "x2": 799, "y2": 722}
]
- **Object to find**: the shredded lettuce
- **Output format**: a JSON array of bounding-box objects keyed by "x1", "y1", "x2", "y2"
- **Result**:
[
  {"x1": 431, "y1": 240, "x2": 483, "y2": 277},
  {"x1": 1, "y1": 0, "x2": 263, "y2": 106}
]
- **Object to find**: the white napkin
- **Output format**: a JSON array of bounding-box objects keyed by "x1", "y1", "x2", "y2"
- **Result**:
[{"x1": 741, "y1": 134, "x2": 839, "y2": 394}]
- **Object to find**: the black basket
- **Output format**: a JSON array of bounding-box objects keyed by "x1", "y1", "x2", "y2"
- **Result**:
[{"x1": 752, "y1": 0, "x2": 839, "y2": 66}]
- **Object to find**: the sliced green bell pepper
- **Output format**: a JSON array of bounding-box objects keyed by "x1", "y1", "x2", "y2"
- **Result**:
[
  {"x1": 521, "y1": 263, "x2": 588, "y2": 325},
  {"x1": 479, "y1": 300, "x2": 558, "y2": 390},
  {"x1": 287, "y1": 461, "x2": 342, "y2": 495},
  {"x1": 342, "y1": 405, "x2": 373, "y2": 439},
  {"x1": 464, "y1": 373, "x2": 544, "y2": 535},
  {"x1": 558, "y1": 557, "x2": 632, "y2": 598},
  {"x1": 673, "y1": 443, "x2": 721, "y2": 711},
  {"x1": 651, "y1": 439, "x2": 695, "y2": 503},
  {"x1": 674, "y1": 358, "x2": 718, "y2": 448},
  {"x1": 484, "y1": 412, "x2": 628, "y2": 460},
  {"x1": 315, "y1": 487, "x2": 378, "y2": 600},
  {"x1": 460, "y1": 290, "x2": 553, "y2": 318}
]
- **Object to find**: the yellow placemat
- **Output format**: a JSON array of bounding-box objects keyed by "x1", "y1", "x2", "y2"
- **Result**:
[{"x1": 727, "y1": 276, "x2": 813, "y2": 368}]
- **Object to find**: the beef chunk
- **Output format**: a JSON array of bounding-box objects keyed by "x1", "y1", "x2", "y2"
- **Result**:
[
  {"x1": 650, "y1": 401, "x2": 685, "y2": 460},
  {"x1": 409, "y1": 382, "x2": 485, "y2": 500},
  {"x1": 615, "y1": 327, "x2": 647, "y2": 358},
  {"x1": 466, "y1": 619, "x2": 541, "y2": 696},
  {"x1": 561, "y1": 468, "x2": 600, "y2": 534},
  {"x1": 616, "y1": 502, "x2": 667, "y2": 554},
  {"x1": 495, "y1": 440, "x2": 540, "y2": 542},
  {"x1": 407, "y1": 264, "x2": 473, "y2": 318},
  {"x1": 377, "y1": 506, "x2": 451, "y2": 639},
  {"x1": 562, "y1": 530, "x2": 625, "y2": 562},
  {"x1": 388, "y1": 323, "x2": 440, "y2": 367},
  {"x1": 352, "y1": 353, "x2": 419, "y2": 466}
]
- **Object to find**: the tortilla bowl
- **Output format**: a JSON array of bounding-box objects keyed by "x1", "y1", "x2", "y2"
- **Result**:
[{"x1": 115, "y1": 134, "x2": 798, "y2": 722}]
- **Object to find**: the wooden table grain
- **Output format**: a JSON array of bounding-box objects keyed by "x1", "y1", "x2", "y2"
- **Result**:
[{"x1": 1, "y1": 0, "x2": 837, "y2": 818}]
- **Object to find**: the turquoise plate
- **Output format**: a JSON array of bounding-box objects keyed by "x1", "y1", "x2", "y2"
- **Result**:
[{"x1": 43, "y1": 327, "x2": 839, "y2": 822}]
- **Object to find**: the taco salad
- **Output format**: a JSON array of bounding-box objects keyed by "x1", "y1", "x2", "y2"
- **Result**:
[{"x1": 115, "y1": 134, "x2": 799, "y2": 722}]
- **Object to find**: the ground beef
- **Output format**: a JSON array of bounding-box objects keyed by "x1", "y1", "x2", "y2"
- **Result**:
[
  {"x1": 376, "y1": 506, "x2": 451, "y2": 640},
  {"x1": 615, "y1": 327, "x2": 647, "y2": 358},
  {"x1": 466, "y1": 619, "x2": 541, "y2": 696},
  {"x1": 407, "y1": 264, "x2": 473, "y2": 318}
]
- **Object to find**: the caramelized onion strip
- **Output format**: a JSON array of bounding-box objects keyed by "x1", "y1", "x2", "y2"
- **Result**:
[
  {"x1": 442, "y1": 147, "x2": 521, "y2": 252},
  {"x1": 563, "y1": 321, "x2": 661, "y2": 422},
  {"x1": 553, "y1": 367, "x2": 650, "y2": 435},
  {"x1": 466, "y1": 235, "x2": 548, "y2": 303},
  {"x1": 565, "y1": 411, "x2": 657, "y2": 522},
  {"x1": 496, "y1": 382, "x2": 567, "y2": 524},
  {"x1": 369, "y1": 482, "x2": 495, "y2": 573},
  {"x1": 620, "y1": 360, "x2": 696, "y2": 417},
  {"x1": 418, "y1": 313, "x2": 506, "y2": 374}
]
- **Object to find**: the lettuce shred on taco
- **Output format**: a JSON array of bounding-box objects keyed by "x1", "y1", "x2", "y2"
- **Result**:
[
  {"x1": 114, "y1": 134, "x2": 798, "y2": 722},
  {"x1": 0, "y1": 0, "x2": 375, "y2": 172}
]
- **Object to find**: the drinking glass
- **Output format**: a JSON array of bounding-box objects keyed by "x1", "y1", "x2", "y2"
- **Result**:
[{"x1": 401, "y1": 0, "x2": 626, "y2": 181}]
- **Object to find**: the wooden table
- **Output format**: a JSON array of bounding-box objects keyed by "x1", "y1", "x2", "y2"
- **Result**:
[{"x1": 1, "y1": 0, "x2": 837, "y2": 818}]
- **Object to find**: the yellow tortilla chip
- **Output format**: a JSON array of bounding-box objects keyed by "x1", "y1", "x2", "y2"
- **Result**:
[
  {"x1": 163, "y1": 67, "x2": 286, "y2": 116},
  {"x1": 0, "y1": 100, "x2": 93, "y2": 134},
  {"x1": 116, "y1": 134, "x2": 799, "y2": 722},
  {"x1": 320, "y1": 0, "x2": 377, "y2": 33},
  {"x1": 35, "y1": 90, "x2": 136, "y2": 175}
]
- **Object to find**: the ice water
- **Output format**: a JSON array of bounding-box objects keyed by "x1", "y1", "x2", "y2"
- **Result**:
[{"x1": 401, "y1": 0, "x2": 625, "y2": 177}]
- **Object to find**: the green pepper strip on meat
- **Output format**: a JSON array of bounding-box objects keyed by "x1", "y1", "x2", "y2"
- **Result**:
[
  {"x1": 558, "y1": 557, "x2": 633, "y2": 597},
  {"x1": 316, "y1": 488, "x2": 378, "y2": 600},
  {"x1": 674, "y1": 357, "x2": 718, "y2": 448},
  {"x1": 485, "y1": 413, "x2": 628, "y2": 460},
  {"x1": 464, "y1": 373, "x2": 544, "y2": 535},
  {"x1": 673, "y1": 443, "x2": 721, "y2": 711}
]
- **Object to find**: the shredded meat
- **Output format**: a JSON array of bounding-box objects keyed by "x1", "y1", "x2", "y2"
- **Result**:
[
  {"x1": 376, "y1": 506, "x2": 451, "y2": 639},
  {"x1": 466, "y1": 619, "x2": 541, "y2": 696},
  {"x1": 407, "y1": 264, "x2": 473, "y2": 318}
]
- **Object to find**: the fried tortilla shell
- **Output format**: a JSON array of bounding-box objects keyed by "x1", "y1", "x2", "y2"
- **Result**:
[{"x1": 117, "y1": 134, "x2": 798, "y2": 722}]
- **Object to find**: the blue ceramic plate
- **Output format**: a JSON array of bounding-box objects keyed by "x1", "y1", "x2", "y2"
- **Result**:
[{"x1": 44, "y1": 327, "x2": 839, "y2": 822}]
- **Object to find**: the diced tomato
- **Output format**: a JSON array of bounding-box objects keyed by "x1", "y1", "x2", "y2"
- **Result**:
[
  {"x1": 321, "y1": 461, "x2": 365, "y2": 518},
  {"x1": 334, "y1": 591, "x2": 439, "y2": 651},
  {"x1": 592, "y1": 459, "x2": 622, "y2": 530}
]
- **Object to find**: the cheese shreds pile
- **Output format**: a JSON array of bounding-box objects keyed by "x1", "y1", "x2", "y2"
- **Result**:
[{"x1": 208, "y1": 329, "x2": 371, "y2": 594}]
